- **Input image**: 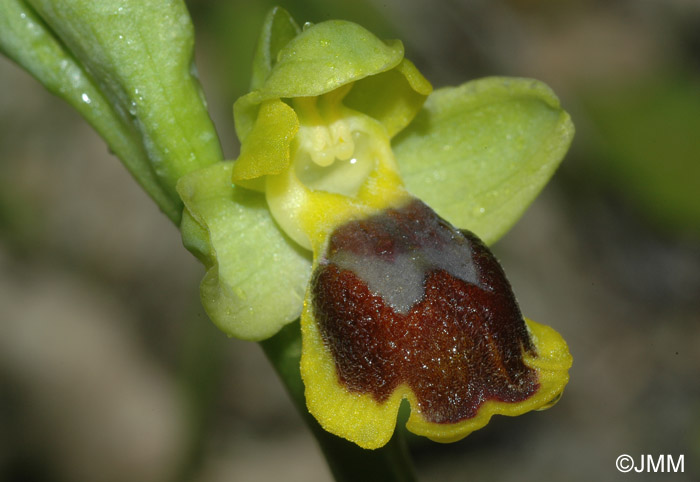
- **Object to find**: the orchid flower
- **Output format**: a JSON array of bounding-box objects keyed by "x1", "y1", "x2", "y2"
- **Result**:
[
  {"x1": 1, "y1": 0, "x2": 573, "y2": 453},
  {"x1": 177, "y1": 8, "x2": 573, "y2": 449}
]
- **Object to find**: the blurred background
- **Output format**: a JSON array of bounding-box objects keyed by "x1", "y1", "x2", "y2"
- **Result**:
[{"x1": 1, "y1": 0, "x2": 699, "y2": 481}]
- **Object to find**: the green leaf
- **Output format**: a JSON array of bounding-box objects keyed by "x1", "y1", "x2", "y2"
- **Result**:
[
  {"x1": 234, "y1": 19, "x2": 404, "y2": 141},
  {"x1": 178, "y1": 162, "x2": 312, "y2": 341},
  {"x1": 393, "y1": 77, "x2": 574, "y2": 245},
  {"x1": 0, "y1": 0, "x2": 180, "y2": 221},
  {"x1": 24, "y1": 0, "x2": 223, "y2": 204},
  {"x1": 250, "y1": 6, "x2": 300, "y2": 91}
]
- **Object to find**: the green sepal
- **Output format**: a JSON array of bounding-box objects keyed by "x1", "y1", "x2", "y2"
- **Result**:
[
  {"x1": 234, "y1": 19, "x2": 404, "y2": 142},
  {"x1": 394, "y1": 77, "x2": 574, "y2": 245},
  {"x1": 0, "y1": 0, "x2": 180, "y2": 221},
  {"x1": 264, "y1": 20, "x2": 403, "y2": 99},
  {"x1": 231, "y1": 99, "x2": 299, "y2": 182},
  {"x1": 24, "y1": 0, "x2": 223, "y2": 205},
  {"x1": 177, "y1": 162, "x2": 312, "y2": 341},
  {"x1": 250, "y1": 6, "x2": 301, "y2": 91}
]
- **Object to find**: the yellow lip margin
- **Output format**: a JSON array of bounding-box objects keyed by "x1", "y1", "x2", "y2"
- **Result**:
[{"x1": 301, "y1": 313, "x2": 571, "y2": 449}]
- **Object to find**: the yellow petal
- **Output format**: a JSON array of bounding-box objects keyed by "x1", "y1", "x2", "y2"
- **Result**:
[{"x1": 232, "y1": 98, "x2": 299, "y2": 183}]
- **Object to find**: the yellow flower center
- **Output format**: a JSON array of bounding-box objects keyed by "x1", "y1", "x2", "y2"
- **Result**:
[
  {"x1": 266, "y1": 86, "x2": 409, "y2": 252},
  {"x1": 294, "y1": 86, "x2": 356, "y2": 169}
]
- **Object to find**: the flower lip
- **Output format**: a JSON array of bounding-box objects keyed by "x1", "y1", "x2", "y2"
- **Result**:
[{"x1": 310, "y1": 199, "x2": 539, "y2": 425}]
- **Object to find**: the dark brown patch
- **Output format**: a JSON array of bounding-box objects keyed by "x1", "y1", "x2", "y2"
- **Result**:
[{"x1": 311, "y1": 200, "x2": 538, "y2": 424}]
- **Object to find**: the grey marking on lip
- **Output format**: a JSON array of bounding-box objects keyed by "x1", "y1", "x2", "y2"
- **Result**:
[{"x1": 330, "y1": 228, "x2": 481, "y2": 314}]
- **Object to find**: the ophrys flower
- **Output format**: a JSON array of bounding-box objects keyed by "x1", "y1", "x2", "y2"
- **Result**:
[{"x1": 177, "y1": 7, "x2": 573, "y2": 449}]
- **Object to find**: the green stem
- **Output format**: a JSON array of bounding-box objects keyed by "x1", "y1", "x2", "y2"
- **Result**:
[
  {"x1": 261, "y1": 321, "x2": 418, "y2": 482},
  {"x1": 175, "y1": 309, "x2": 228, "y2": 482}
]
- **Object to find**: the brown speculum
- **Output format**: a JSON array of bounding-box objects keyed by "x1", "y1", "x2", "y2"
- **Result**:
[{"x1": 311, "y1": 199, "x2": 539, "y2": 424}]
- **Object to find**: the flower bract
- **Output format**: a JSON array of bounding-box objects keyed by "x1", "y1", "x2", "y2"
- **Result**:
[{"x1": 177, "y1": 7, "x2": 573, "y2": 449}]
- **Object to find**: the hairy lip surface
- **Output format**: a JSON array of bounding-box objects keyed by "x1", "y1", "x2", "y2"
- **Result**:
[{"x1": 312, "y1": 200, "x2": 538, "y2": 424}]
